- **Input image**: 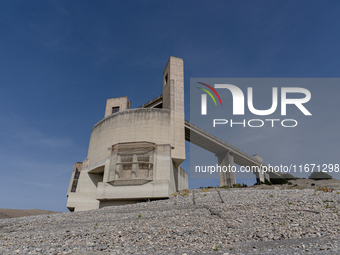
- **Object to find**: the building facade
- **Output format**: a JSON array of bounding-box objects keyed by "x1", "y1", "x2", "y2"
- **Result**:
[{"x1": 66, "y1": 57, "x2": 188, "y2": 212}]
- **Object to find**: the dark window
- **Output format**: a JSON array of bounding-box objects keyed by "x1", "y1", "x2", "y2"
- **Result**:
[
  {"x1": 74, "y1": 169, "x2": 80, "y2": 179},
  {"x1": 164, "y1": 74, "x2": 168, "y2": 85},
  {"x1": 112, "y1": 107, "x2": 120, "y2": 114},
  {"x1": 71, "y1": 168, "x2": 80, "y2": 192}
]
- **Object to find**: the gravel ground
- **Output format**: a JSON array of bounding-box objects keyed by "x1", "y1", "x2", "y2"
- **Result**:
[{"x1": 1, "y1": 188, "x2": 340, "y2": 254}]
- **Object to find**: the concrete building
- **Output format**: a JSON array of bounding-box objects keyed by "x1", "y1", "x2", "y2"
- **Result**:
[
  {"x1": 67, "y1": 57, "x2": 188, "y2": 212},
  {"x1": 67, "y1": 56, "x2": 277, "y2": 212}
]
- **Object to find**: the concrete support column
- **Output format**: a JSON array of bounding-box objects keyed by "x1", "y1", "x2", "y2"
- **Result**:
[
  {"x1": 217, "y1": 151, "x2": 236, "y2": 188},
  {"x1": 162, "y1": 57, "x2": 185, "y2": 167},
  {"x1": 149, "y1": 152, "x2": 154, "y2": 178},
  {"x1": 255, "y1": 170, "x2": 265, "y2": 184},
  {"x1": 115, "y1": 155, "x2": 122, "y2": 179},
  {"x1": 132, "y1": 154, "x2": 138, "y2": 178},
  {"x1": 264, "y1": 172, "x2": 270, "y2": 182},
  {"x1": 253, "y1": 154, "x2": 270, "y2": 183},
  {"x1": 104, "y1": 147, "x2": 112, "y2": 182}
]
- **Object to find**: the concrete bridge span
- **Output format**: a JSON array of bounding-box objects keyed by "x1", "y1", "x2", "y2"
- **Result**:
[{"x1": 142, "y1": 95, "x2": 280, "y2": 186}]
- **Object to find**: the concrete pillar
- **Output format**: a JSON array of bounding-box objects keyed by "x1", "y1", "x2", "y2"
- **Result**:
[
  {"x1": 264, "y1": 172, "x2": 270, "y2": 182},
  {"x1": 103, "y1": 147, "x2": 112, "y2": 182},
  {"x1": 115, "y1": 155, "x2": 122, "y2": 179},
  {"x1": 162, "y1": 57, "x2": 185, "y2": 167},
  {"x1": 217, "y1": 151, "x2": 236, "y2": 188},
  {"x1": 149, "y1": 152, "x2": 154, "y2": 178},
  {"x1": 256, "y1": 170, "x2": 265, "y2": 184},
  {"x1": 132, "y1": 154, "x2": 138, "y2": 178},
  {"x1": 252, "y1": 154, "x2": 270, "y2": 183}
]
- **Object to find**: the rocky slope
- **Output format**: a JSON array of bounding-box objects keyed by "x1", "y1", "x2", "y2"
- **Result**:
[{"x1": 1, "y1": 186, "x2": 340, "y2": 254}]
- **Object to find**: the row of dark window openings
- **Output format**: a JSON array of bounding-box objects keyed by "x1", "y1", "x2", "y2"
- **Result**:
[{"x1": 71, "y1": 168, "x2": 80, "y2": 192}]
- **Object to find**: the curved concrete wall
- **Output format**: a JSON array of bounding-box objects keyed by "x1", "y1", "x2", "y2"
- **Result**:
[{"x1": 87, "y1": 108, "x2": 173, "y2": 166}]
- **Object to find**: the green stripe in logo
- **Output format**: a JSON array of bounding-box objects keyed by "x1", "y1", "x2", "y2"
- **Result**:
[{"x1": 197, "y1": 87, "x2": 217, "y2": 106}]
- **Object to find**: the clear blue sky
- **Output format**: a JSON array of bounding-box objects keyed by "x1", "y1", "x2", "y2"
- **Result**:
[{"x1": 1, "y1": 1, "x2": 340, "y2": 212}]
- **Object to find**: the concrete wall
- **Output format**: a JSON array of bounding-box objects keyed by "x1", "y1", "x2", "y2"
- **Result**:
[
  {"x1": 94, "y1": 144, "x2": 175, "y2": 201},
  {"x1": 67, "y1": 160, "x2": 101, "y2": 211},
  {"x1": 67, "y1": 162, "x2": 83, "y2": 197},
  {"x1": 88, "y1": 108, "x2": 172, "y2": 165},
  {"x1": 99, "y1": 200, "x2": 145, "y2": 208},
  {"x1": 67, "y1": 134, "x2": 186, "y2": 211},
  {"x1": 178, "y1": 166, "x2": 188, "y2": 190}
]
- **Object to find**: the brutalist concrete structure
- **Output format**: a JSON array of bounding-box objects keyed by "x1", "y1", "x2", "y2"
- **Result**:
[
  {"x1": 67, "y1": 56, "x2": 278, "y2": 212},
  {"x1": 67, "y1": 57, "x2": 188, "y2": 212}
]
